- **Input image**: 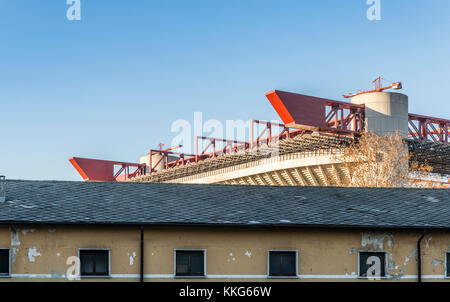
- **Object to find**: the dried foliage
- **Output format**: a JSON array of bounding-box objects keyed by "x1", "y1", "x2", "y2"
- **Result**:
[{"x1": 336, "y1": 131, "x2": 443, "y2": 188}]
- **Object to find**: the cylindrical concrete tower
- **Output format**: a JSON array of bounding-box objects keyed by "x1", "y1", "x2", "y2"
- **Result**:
[
  {"x1": 140, "y1": 154, "x2": 165, "y2": 173},
  {"x1": 139, "y1": 154, "x2": 179, "y2": 173},
  {"x1": 351, "y1": 92, "x2": 409, "y2": 138}
]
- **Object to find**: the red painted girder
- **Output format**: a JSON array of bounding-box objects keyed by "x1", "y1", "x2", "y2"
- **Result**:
[
  {"x1": 408, "y1": 113, "x2": 450, "y2": 124},
  {"x1": 69, "y1": 157, "x2": 144, "y2": 182},
  {"x1": 265, "y1": 90, "x2": 364, "y2": 133}
]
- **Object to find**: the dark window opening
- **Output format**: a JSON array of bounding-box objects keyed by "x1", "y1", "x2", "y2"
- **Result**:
[
  {"x1": 446, "y1": 252, "x2": 450, "y2": 277},
  {"x1": 80, "y1": 250, "x2": 109, "y2": 277},
  {"x1": 0, "y1": 249, "x2": 9, "y2": 276},
  {"x1": 175, "y1": 250, "x2": 205, "y2": 277},
  {"x1": 359, "y1": 252, "x2": 386, "y2": 278},
  {"x1": 269, "y1": 251, "x2": 297, "y2": 277}
]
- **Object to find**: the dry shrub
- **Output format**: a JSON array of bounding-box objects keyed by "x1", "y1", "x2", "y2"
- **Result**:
[
  {"x1": 409, "y1": 162, "x2": 447, "y2": 188},
  {"x1": 336, "y1": 131, "x2": 440, "y2": 188}
]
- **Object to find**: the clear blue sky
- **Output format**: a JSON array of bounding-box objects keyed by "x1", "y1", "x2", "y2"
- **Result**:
[{"x1": 1, "y1": 0, "x2": 449, "y2": 180}]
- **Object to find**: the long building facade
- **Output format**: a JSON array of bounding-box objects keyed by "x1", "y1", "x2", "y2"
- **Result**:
[
  {"x1": 0, "y1": 180, "x2": 449, "y2": 282},
  {"x1": 1, "y1": 226, "x2": 450, "y2": 281}
]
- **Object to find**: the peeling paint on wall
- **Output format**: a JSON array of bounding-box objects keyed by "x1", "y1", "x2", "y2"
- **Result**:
[
  {"x1": 403, "y1": 256, "x2": 410, "y2": 266},
  {"x1": 11, "y1": 228, "x2": 20, "y2": 246},
  {"x1": 11, "y1": 248, "x2": 19, "y2": 272},
  {"x1": 244, "y1": 251, "x2": 252, "y2": 258},
  {"x1": 431, "y1": 259, "x2": 443, "y2": 267},
  {"x1": 21, "y1": 229, "x2": 36, "y2": 236},
  {"x1": 28, "y1": 247, "x2": 42, "y2": 262},
  {"x1": 349, "y1": 248, "x2": 358, "y2": 254},
  {"x1": 227, "y1": 252, "x2": 236, "y2": 262},
  {"x1": 49, "y1": 268, "x2": 66, "y2": 278},
  {"x1": 10, "y1": 227, "x2": 21, "y2": 272},
  {"x1": 128, "y1": 252, "x2": 136, "y2": 265},
  {"x1": 425, "y1": 237, "x2": 432, "y2": 248},
  {"x1": 387, "y1": 248, "x2": 417, "y2": 280},
  {"x1": 361, "y1": 232, "x2": 393, "y2": 249}
]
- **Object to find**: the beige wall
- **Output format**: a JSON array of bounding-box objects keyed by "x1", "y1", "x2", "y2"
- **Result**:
[{"x1": 0, "y1": 226, "x2": 449, "y2": 282}]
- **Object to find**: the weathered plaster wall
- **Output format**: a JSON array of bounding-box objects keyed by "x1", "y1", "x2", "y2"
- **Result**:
[
  {"x1": 0, "y1": 226, "x2": 448, "y2": 282},
  {"x1": 1, "y1": 226, "x2": 140, "y2": 282},
  {"x1": 146, "y1": 228, "x2": 450, "y2": 281}
]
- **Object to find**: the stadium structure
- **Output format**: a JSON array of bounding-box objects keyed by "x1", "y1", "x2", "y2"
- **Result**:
[{"x1": 69, "y1": 78, "x2": 450, "y2": 186}]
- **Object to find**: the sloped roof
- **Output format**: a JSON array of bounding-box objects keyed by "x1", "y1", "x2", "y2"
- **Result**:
[{"x1": 0, "y1": 180, "x2": 449, "y2": 229}]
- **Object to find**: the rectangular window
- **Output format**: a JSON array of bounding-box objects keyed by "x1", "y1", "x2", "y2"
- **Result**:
[
  {"x1": 359, "y1": 251, "x2": 386, "y2": 278},
  {"x1": 79, "y1": 249, "x2": 110, "y2": 277},
  {"x1": 0, "y1": 249, "x2": 10, "y2": 276},
  {"x1": 175, "y1": 250, "x2": 205, "y2": 277},
  {"x1": 268, "y1": 251, "x2": 297, "y2": 277},
  {"x1": 446, "y1": 252, "x2": 450, "y2": 278}
]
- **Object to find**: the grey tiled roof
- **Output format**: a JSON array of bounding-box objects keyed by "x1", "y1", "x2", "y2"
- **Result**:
[{"x1": 0, "y1": 180, "x2": 449, "y2": 229}]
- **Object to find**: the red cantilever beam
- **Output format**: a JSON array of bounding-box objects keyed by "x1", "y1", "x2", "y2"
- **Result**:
[
  {"x1": 266, "y1": 90, "x2": 327, "y2": 129},
  {"x1": 69, "y1": 157, "x2": 145, "y2": 181},
  {"x1": 265, "y1": 90, "x2": 364, "y2": 134}
]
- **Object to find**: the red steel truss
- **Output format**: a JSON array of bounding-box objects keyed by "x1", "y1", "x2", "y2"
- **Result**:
[
  {"x1": 147, "y1": 120, "x2": 311, "y2": 176},
  {"x1": 408, "y1": 114, "x2": 450, "y2": 143},
  {"x1": 69, "y1": 157, "x2": 146, "y2": 182},
  {"x1": 195, "y1": 136, "x2": 248, "y2": 161}
]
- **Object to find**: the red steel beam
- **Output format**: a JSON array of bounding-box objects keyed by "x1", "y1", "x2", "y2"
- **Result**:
[
  {"x1": 195, "y1": 136, "x2": 248, "y2": 161},
  {"x1": 265, "y1": 90, "x2": 365, "y2": 134},
  {"x1": 69, "y1": 157, "x2": 145, "y2": 182},
  {"x1": 408, "y1": 114, "x2": 450, "y2": 143}
]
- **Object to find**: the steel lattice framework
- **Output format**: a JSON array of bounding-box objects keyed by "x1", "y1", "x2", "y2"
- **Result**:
[
  {"x1": 132, "y1": 134, "x2": 450, "y2": 183},
  {"x1": 408, "y1": 114, "x2": 450, "y2": 143}
]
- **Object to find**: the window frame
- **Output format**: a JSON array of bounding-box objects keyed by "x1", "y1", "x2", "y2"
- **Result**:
[
  {"x1": 445, "y1": 251, "x2": 450, "y2": 279},
  {"x1": 267, "y1": 250, "x2": 299, "y2": 279},
  {"x1": 0, "y1": 248, "x2": 11, "y2": 278},
  {"x1": 174, "y1": 249, "x2": 207, "y2": 278},
  {"x1": 78, "y1": 248, "x2": 111, "y2": 279},
  {"x1": 358, "y1": 250, "x2": 388, "y2": 279}
]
